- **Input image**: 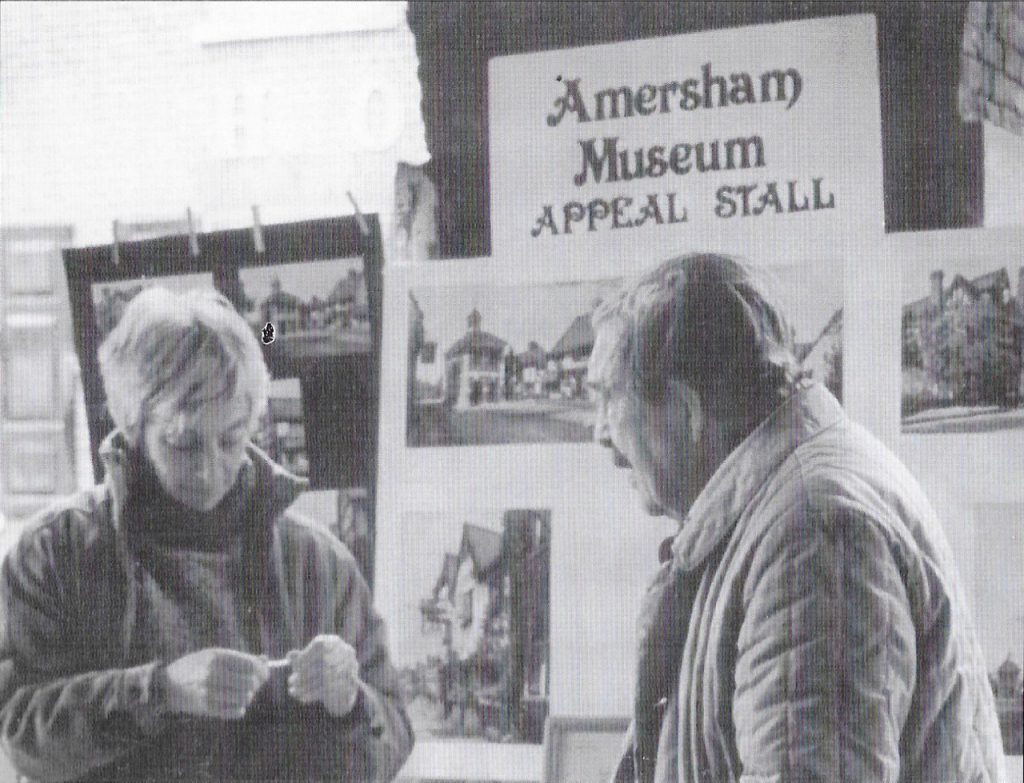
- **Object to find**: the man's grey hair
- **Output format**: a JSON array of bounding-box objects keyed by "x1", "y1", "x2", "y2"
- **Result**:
[
  {"x1": 591, "y1": 253, "x2": 803, "y2": 418},
  {"x1": 98, "y1": 286, "x2": 270, "y2": 445}
]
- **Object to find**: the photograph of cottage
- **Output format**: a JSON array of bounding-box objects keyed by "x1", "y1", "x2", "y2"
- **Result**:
[
  {"x1": 406, "y1": 279, "x2": 621, "y2": 447},
  {"x1": 390, "y1": 509, "x2": 551, "y2": 745},
  {"x1": 252, "y1": 377, "x2": 309, "y2": 478},
  {"x1": 91, "y1": 272, "x2": 215, "y2": 343},
  {"x1": 902, "y1": 260, "x2": 1024, "y2": 433},
  {"x1": 237, "y1": 257, "x2": 371, "y2": 363}
]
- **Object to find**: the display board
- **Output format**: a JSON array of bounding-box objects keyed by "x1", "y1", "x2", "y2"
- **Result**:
[
  {"x1": 893, "y1": 226, "x2": 1024, "y2": 761},
  {"x1": 63, "y1": 215, "x2": 383, "y2": 585},
  {"x1": 379, "y1": 13, "x2": 1023, "y2": 779}
]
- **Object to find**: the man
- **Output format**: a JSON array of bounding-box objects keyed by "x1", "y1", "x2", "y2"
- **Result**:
[
  {"x1": 588, "y1": 254, "x2": 1005, "y2": 783},
  {"x1": 0, "y1": 287, "x2": 413, "y2": 782}
]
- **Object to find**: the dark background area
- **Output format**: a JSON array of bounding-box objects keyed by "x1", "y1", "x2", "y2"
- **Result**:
[{"x1": 407, "y1": 1, "x2": 982, "y2": 259}]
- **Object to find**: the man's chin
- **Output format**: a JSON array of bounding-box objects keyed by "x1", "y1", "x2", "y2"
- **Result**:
[
  {"x1": 627, "y1": 474, "x2": 667, "y2": 516},
  {"x1": 640, "y1": 497, "x2": 666, "y2": 517}
]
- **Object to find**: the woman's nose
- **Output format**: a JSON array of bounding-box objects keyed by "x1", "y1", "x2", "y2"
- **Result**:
[{"x1": 195, "y1": 447, "x2": 221, "y2": 484}]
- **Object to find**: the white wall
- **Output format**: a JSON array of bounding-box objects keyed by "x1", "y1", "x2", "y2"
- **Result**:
[
  {"x1": 0, "y1": 2, "x2": 427, "y2": 248},
  {"x1": 985, "y1": 124, "x2": 1024, "y2": 228}
]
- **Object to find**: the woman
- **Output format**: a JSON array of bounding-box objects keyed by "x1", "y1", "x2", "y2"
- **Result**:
[{"x1": 0, "y1": 287, "x2": 413, "y2": 782}]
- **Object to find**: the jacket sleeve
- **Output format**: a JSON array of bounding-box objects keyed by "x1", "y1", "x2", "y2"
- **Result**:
[
  {"x1": 0, "y1": 517, "x2": 164, "y2": 783},
  {"x1": 732, "y1": 495, "x2": 917, "y2": 783},
  {"x1": 332, "y1": 553, "x2": 415, "y2": 782}
]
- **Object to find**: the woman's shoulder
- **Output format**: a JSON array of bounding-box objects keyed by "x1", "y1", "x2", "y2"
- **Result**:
[
  {"x1": 2, "y1": 486, "x2": 116, "y2": 581},
  {"x1": 9, "y1": 487, "x2": 113, "y2": 552}
]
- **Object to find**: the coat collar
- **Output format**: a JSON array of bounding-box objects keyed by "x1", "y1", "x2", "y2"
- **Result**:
[
  {"x1": 97, "y1": 429, "x2": 308, "y2": 537},
  {"x1": 670, "y1": 382, "x2": 844, "y2": 571}
]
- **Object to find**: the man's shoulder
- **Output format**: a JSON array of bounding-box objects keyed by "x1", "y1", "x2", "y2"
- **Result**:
[
  {"x1": 749, "y1": 420, "x2": 939, "y2": 553},
  {"x1": 760, "y1": 413, "x2": 904, "y2": 499}
]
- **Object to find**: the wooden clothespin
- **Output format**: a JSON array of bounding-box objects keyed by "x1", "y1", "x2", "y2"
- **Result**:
[
  {"x1": 111, "y1": 219, "x2": 122, "y2": 266},
  {"x1": 186, "y1": 207, "x2": 200, "y2": 257},
  {"x1": 251, "y1": 205, "x2": 265, "y2": 254},
  {"x1": 346, "y1": 191, "x2": 370, "y2": 237}
]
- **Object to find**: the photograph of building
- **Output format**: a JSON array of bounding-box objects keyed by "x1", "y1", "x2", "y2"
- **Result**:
[
  {"x1": 91, "y1": 272, "x2": 215, "y2": 344},
  {"x1": 969, "y1": 501, "x2": 1024, "y2": 755},
  {"x1": 252, "y1": 377, "x2": 309, "y2": 477},
  {"x1": 390, "y1": 509, "x2": 550, "y2": 745},
  {"x1": 992, "y1": 656, "x2": 1024, "y2": 755},
  {"x1": 902, "y1": 262, "x2": 1024, "y2": 433},
  {"x1": 238, "y1": 257, "x2": 371, "y2": 362},
  {"x1": 406, "y1": 280, "x2": 620, "y2": 447}
]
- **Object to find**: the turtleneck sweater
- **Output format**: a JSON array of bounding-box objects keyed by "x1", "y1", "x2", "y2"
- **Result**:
[
  {"x1": 122, "y1": 450, "x2": 250, "y2": 551},
  {"x1": 119, "y1": 453, "x2": 266, "y2": 667}
]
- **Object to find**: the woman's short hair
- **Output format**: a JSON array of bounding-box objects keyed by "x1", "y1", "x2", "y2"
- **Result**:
[
  {"x1": 98, "y1": 286, "x2": 270, "y2": 444},
  {"x1": 591, "y1": 253, "x2": 802, "y2": 418}
]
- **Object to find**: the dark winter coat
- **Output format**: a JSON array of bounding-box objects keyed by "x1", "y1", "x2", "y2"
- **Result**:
[{"x1": 0, "y1": 432, "x2": 413, "y2": 782}]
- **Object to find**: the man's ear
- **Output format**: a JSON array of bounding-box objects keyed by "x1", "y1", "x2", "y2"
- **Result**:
[{"x1": 664, "y1": 376, "x2": 704, "y2": 442}]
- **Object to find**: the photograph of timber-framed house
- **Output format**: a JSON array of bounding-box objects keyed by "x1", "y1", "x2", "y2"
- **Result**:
[{"x1": 398, "y1": 509, "x2": 551, "y2": 745}]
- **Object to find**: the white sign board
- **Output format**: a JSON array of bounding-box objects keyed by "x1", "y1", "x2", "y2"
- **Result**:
[{"x1": 489, "y1": 15, "x2": 884, "y2": 266}]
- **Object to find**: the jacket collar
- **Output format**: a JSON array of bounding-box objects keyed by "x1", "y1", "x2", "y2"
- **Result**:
[
  {"x1": 98, "y1": 429, "x2": 309, "y2": 538},
  {"x1": 670, "y1": 382, "x2": 844, "y2": 571}
]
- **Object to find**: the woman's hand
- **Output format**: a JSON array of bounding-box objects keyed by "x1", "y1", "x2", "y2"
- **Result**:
[
  {"x1": 161, "y1": 648, "x2": 270, "y2": 719},
  {"x1": 287, "y1": 634, "x2": 361, "y2": 718}
]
